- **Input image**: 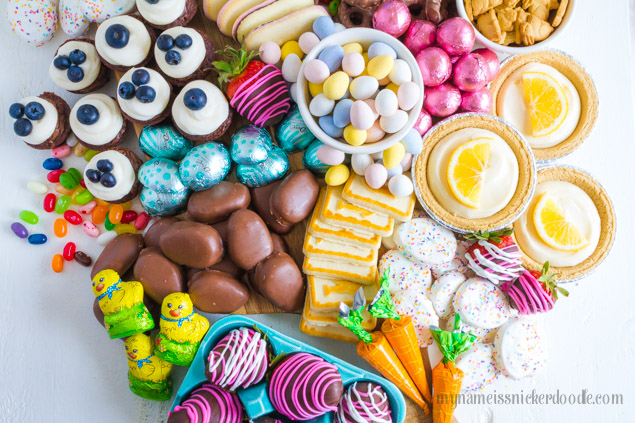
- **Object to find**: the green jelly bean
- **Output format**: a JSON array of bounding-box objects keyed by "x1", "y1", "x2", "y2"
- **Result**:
[
  {"x1": 84, "y1": 149, "x2": 99, "y2": 162},
  {"x1": 75, "y1": 189, "x2": 94, "y2": 205},
  {"x1": 104, "y1": 214, "x2": 115, "y2": 231},
  {"x1": 67, "y1": 167, "x2": 82, "y2": 184},
  {"x1": 19, "y1": 210, "x2": 39, "y2": 225},
  {"x1": 59, "y1": 172, "x2": 78, "y2": 190},
  {"x1": 55, "y1": 195, "x2": 71, "y2": 214}
]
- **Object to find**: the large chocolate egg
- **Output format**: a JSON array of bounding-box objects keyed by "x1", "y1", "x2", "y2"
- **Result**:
[
  {"x1": 250, "y1": 182, "x2": 294, "y2": 235},
  {"x1": 236, "y1": 146, "x2": 289, "y2": 188},
  {"x1": 187, "y1": 182, "x2": 251, "y2": 224},
  {"x1": 139, "y1": 123, "x2": 192, "y2": 160},
  {"x1": 275, "y1": 105, "x2": 315, "y2": 153},
  {"x1": 140, "y1": 187, "x2": 189, "y2": 216},
  {"x1": 143, "y1": 217, "x2": 178, "y2": 249},
  {"x1": 91, "y1": 233, "x2": 144, "y2": 279},
  {"x1": 270, "y1": 170, "x2": 319, "y2": 224},
  {"x1": 159, "y1": 221, "x2": 223, "y2": 268},
  {"x1": 230, "y1": 125, "x2": 272, "y2": 165},
  {"x1": 179, "y1": 142, "x2": 231, "y2": 191},
  {"x1": 138, "y1": 158, "x2": 187, "y2": 193},
  {"x1": 188, "y1": 270, "x2": 249, "y2": 313},
  {"x1": 227, "y1": 209, "x2": 273, "y2": 270},
  {"x1": 253, "y1": 252, "x2": 305, "y2": 312},
  {"x1": 133, "y1": 247, "x2": 184, "y2": 304}
]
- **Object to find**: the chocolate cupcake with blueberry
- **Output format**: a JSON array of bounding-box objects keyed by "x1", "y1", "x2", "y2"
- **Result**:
[
  {"x1": 9, "y1": 93, "x2": 71, "y2": 150},
  {"x1": 70, "y1": 94, "x2": 130, "y2": 151},
  {"x1": 154, "y1": 27, "x2": 215, "y2": 86},
  {"x1": 50, "y1": 38, "x2": 109, "y2": 94},
  {"x1": 136, "y1": 0, "x2": 198, "y2": 30},
  {"x1": 171, "y1": 80, "x2": 232, "y2": 143},
  {"x1": 83, "y1": 148, "x2": 143, "y2": 204},
  {"x1": 117, "y1": 67, "x2": 173, "y2": 125},
  {"x1": 95, "y1": 15, "x2": 156, "y2": 72}
]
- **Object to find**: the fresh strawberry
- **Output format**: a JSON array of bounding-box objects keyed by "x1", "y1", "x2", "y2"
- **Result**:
[
  {"x1": 530, "y1": 261, "x2": 569, "y2": 301},
  {"x1": 213, "y1": 47, "x2": 263, "y2": 99},
  {"x1": 464, "y1": 228, "x2": 515, "y2": 256}
]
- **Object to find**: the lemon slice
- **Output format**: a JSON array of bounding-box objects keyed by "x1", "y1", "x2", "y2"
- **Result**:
[
  {"x1": 521, "y1": 71, "x2": 569, "y2": 137},
  {"x1": 447, "y1": 138, "x2": 492, "y2": 209},
  {"x1": 533, "y1": 192, "x2": 589, "y2": 251}
]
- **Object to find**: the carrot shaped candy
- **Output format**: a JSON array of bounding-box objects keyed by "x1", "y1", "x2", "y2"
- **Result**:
[
  {"x1": 338, "y1": 289, "x2": 427, "y2": 410},
  {"x1": 430, "y1": 315, "x2": 477, "y2": 423}
]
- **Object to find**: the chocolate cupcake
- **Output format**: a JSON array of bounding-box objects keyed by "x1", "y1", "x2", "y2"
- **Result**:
[
  {"x1": 9, "y1": 93, "x2": 70, "y2": 150},
  {"x1": 168, "y1": 383, "x2": 243, "y2": 423},
  {"x1": 50, "y1": 38, "x2": 110, "y2": 94},
  {"x1": 136, "y1": 0, "x2": 198, "y2": 30},
  {"x1": 70, "y1": 94, "x2": 130, "y2": 151},
  {"x1": 172, "y1": 80, "x2": 232, "y2": 143},
  {"x1": 117, "y1": 67, "x2": 172, "y2": 125},
  {"x1": 336, "y1": 381, "x2": 393, "y2": 423},
  {"x1": 83, "y1": 148, "x2": 143, "y2": 204},
  {"x1": 95, "y1": 15, "x2": 155, "y2": 72},
  {"x1": 155, "y1": 27, "x2": 215, "y2": 86}
]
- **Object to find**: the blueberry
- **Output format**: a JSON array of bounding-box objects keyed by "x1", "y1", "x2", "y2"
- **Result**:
[
  {"x1": 25, "y1": 102, "x2": 45, "y2": 120},
  {"x1": 9, "y1": 103, "x2": 24, "y2": 119},
  {"x1": 77, "y1": 104, "x2": 99, "y2": 125},
  {"x1": 175, "y1": 34, "x2": 192, "y2": 49},
  {"x1": 86, "y1": 169, "x2": 102, "y2": 183},
  {"x1": 96, "y1": 159, "x2": 114, "y2": 173},
  {"x1": 53, "y1": 55, "x2": 71, "y2": 70},
  {"x1": 118, "y1": 81, "x2": 136, "y2": 99},
  {"x1": 164, "y1": 50, "x2": 181, "y2": 65},
  {"x1": 105, "y1": 24, "x2": 130, "y2": 49},
  {"x1": 156, "y1": 34, "x2": 174, "y2": 51},
  {"x1": 131, "y1": 69, "x2": 150, "y2": 86},
  {"x1": 135, "y1": 86, "x2": 156, "y2": 103},
  {"x1": 67, "y1": 65, "x2": 84, "y2": 82},
  {"x1": 14, "y1": 118, "x2": 32, "y2": 136},
  {"x1": 69, "y1": 49, "x2": 86, "y2": 65},
  {"x1": 100, "y1": 173, "x2": 117, "y2": 188},
  {"x1": 183, "y1": 88, "x2": 207, "y2": 110}
]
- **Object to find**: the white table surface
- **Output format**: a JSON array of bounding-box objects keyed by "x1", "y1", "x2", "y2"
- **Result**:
[{"x1": 1, "y1": 1, "x2": 634, "y2": 422}]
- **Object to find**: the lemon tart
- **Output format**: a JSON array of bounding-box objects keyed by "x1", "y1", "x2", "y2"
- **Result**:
[
  {"x1": 490, "y1": 50, "x2": 598, "y2": 161},
  {"x1": 514, "y1": 165, "x2": 615, "y2": 281},
  {"x1": 413, "y1": 113, "x2": 536, "y2": 233}
]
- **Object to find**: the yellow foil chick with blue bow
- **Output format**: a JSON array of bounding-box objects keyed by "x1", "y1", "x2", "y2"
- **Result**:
[
  {"x1": 155, "y1": 292, "x2": 210, "y2": 366},
  {"x1": 125, "y1": 334, "x2": 173, "y2": 401},
  {"x1": 92, "y1": 269, "x2": 154, "y2": 339}
]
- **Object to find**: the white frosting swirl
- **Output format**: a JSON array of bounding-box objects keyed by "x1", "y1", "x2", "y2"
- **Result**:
[
  {"x1": 172, "y1": 80, "x2": 229, "y2": 136},
  {"x1": 136, "y1": 0, "x2": 186, "y2": 25},
  {"x1": 95, "y1": 15, "x2": 152, "y2": 67},
  {"x1": 49, "y1": 40, "x2": 101, "y2": 91},
  {"x1": 83, "y1": 150, "x2": 136, "y2": 202},
  {"x1": 16, "y1": 96, "x2": 58, "y2": 145},
  {"x1": 70, "y1": 94, "x2": 124, "y2": 146},
  {"x1": 155, "y1": 27, "x2": 206, "y2": 79},
  {"x1": 117, "y1": 67, "x2": 171, "y2": 122}
]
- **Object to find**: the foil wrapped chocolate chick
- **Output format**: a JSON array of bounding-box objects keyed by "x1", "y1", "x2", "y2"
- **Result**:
[{"x1": 125, "y1": 333, "x2": 173, "y2": 401}]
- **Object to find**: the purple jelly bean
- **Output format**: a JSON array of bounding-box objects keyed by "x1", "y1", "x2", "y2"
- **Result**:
[{"x1": 11, "y1": 222, "x2": 28, "y2": 239}]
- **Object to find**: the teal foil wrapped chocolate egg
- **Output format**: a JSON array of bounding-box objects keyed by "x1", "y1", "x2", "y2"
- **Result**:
[
  {"x1": 230, "y1": 125, "x2": 272, "y2": 165},
  {"x1": 138, "y1": 158, "x2": 187, "y2": 193},
  {"x1": 140, "y1": 187, "x2": 190, "y2": 216},
  {"x1": 275, "y1": 105, "x2": 315, "y2": 153},
  {"x1": 236, "y1": 145, "x2": 289, "y2": 187},
  {"x1": 303, "y1": 139, "x2": 330, "y2": 175},
  {"x1": 139, "y1": 124, "x2": 193, "y2": 160},
  {"x1": 179, "y1": 142, "x2": 231, "y2": 191}
]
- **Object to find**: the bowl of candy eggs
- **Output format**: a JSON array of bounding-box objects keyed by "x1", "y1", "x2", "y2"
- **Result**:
[{"x1": 296, "y1": 28, "x2": 424, "y2": 155}]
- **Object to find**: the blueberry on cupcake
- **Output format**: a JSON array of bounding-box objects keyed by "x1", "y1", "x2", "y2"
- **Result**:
[
  {"x1": 154, "y1": 27, "x2": 215, "y2": 86},
  {"x1": 95, "y1": 15, "x2": 156, "y2": 72},
  {"x1": 50, "y1": 38, "x2": 110, "y2": 94},
  {"x1": 9, "y1": 93, "x2": 71, "y2": 150},
  {"x1": 83, "y1": 148, "x2": 143, "y2": 204},
  {"x1": 171, "y1": 80, "x2": 232, "y2": 143},
  {"x1": 136, "y1": 0, "x2": 198, "y2": 30},
  {"x1": 117, "y1": 67, "x2": 172, "y2": 125},
  {"x1": 70, "y1": 94, "x2": 130, "y2": 151}
]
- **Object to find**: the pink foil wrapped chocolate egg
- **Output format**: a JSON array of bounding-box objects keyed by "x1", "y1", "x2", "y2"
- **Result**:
[
  {"x1": 460, "y1": 87, "x2": 493, "y2": 113},
  {"x1": 404, "y1": 20, "x2": 437, "y2": 55},
  {"x1": 372, "y1": 1, "x2": 411, "y2": 38},
  {"x1": 416, "y1": 47, "x2": 452, "y2": 87},
  {"x1": 473, "y1": 48, "x2": 500, "y2": 81},
  {"x1": 424, "y1": 83, "x2": 461, "y2": 117},
  {"x1": 413, "y1": 108, "x2": 433, "y2": 136},
  {"x1": 436, "y1": 17, "x2": 475, "y2": 56},
  {"x1": 453, "y1": 53, "x2": 490, "y2": 92}
]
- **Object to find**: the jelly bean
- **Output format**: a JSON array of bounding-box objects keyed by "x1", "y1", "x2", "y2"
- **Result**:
[
  {"x1": 109, "y1": 204, "x2": 124, "y2": 224},
  {"x1": 350, "y1": 76, "x2": 379, "y2": 101},
  {"x1": 27, "y1": 181, "x2": 48, "y2": 194},
  {"x1": 78, "y1": 200, "x2": 97, "y2": 215},
  {"x1": 313, "y1": 15, "x2": 335, "y2": 40},
  {"x1": 11, "y1": 222, "x2": 28, "y2": 239},
  {"x1": 54, "y1": 218, "x2": 68, "y2": 238},
  {"x1": 73, "y1": 143, "x2": 88, "y2": 157},
  {"x1": 325, "y1": 164, "x2": 350, "y2": 186},
  {"x1": 303, "y1": 59, "x2": 330, "y2": 84},
  {"x1": 63, "y1": 242, "x2": 76, "y2": 261},
  {"x1": 368, "y1": 42, "x2": 397, "y2": 60},
  {"x1": 281, "y1": 40, "x2": 303, "y2": 61},
  {"x1": 389, "y1": 59, "x2": 412, "y2": 86},
  {"x1": 342, "y1": 42, "x2": 363, "y2": 55},
  {"x1": 318, "y1": 45, "x2": 345, "y2": 73},
  {"x1": 318, "y1": 116, "x2": 344, "y2": 138},
  {"x1": 342, "y1": 52, "x2": 365, "y2": 77},
  {"x1": 309, "y1": 82, "x2": 324, "y2": 97},
  {"x1": 74, "y1": 251, "x2": 92, "y2": 267},
  {"x1": 59, "y1": 172, "x2": 78, "y2": 190},
  {"x1": 43, "y1": 193, "x2": 57, "y2": 213},
  {"x1": 121, "y1": 210, "x2": 138, "y2": 224},
  {"x1": 55, "y1": 195, "x2": 71, "y2": 214},
  {"x1": 115, "y1": 223, "x2": 137, "y2": 235},
  {"x1": 343, "y1": 125, "x2": 367, "y2": 146},
  {"x1": 383, "y1": 143, "x2": 406, "y2": 169},
  {"x1": 299, "y1": 32, "x2": 320, "y2": 54},
  {"x1": 120, "y1": 201, "x2": 132, "y2": 211},
  {"x1": 75, "y1": 189, "x2": 94, "y2": 205},
  {"x1": 97, "y1": 231, "x2": 117, "y2": 246},
  {"x1": 19, "y1": 210, "x2": 39, "y2": 225},
  {"x1": 104, "y1": 214, "x2": 115, "y2": 231},
  {"x1": 52, "y1": 254, "x2": 64, "y2": 273},
  {"x1": 367, "y1": 55, "x2": 394, "y2": 80},
  {"x1": 84, "y1": 149, "x2": 98, "y2": 162},
  {"x1": 28, "y1": 234, "x2": 47, "y2": 245},
  {"x1": 133, "y1": 212, "x2": 151, "y2": 230},
  {"x1": 309, "y1": 94, "x2": 335, "y2": 117},
  {"x1": 55, "y1": 183, "x2": 74, "y2": 195},
  {"x1": 67, "y1": 167, "x2": 82, "y2": 184},
  {"x1": 333, "y1": 99, "x2": 354, "y2": 128},
  {"x1": 91, "y1": 204, "x2": 108, "y2": 224},
  {"x1": 82, "y1": 221, "x2": 99, "y2": 237},
  {"x1": 80, "y1": 180, "x2": 86, "y2": 189},
  {"x1": 43, "y1": 158, "x2": 63, "y2": 170},
  {"x1": 96, "y1": 199, "x2": 110, "y2": 207},
  {"x1": 52, "y1": 144, "x2": 71, "y2": 158},
  {"x1": 322, "y1": 71, "x2": 349, "y2": 101},
  {"x1": 47, "y1": 169, "x2": 65, "y2": 183},
  {"x1": 64, "y1": 210, "x2": 83, "y2": 225},
  {"x1": 66, "y1": 136, "x2": 78, "y2": 147},
  {"x1": 71, "y1": 188, "x2": 85, "y2": 205}
]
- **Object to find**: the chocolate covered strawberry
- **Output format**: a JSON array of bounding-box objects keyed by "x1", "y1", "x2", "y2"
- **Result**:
[
  {"x1": 464, "y1": 228, "x2": 524, "y2": 284},
  {"x1": 501, "y1": 262, "x2": 569, "y2": 315},
  {"x1": 213, "y1": 47, "x2": 291, "y2": 127}
]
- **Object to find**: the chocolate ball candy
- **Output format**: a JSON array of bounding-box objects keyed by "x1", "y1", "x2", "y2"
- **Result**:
[
  {"x1": 227, "y1": 209, "x2": 273, "y2": 270},
  {"x1": 159, "y1": 221, "x2": 223, "y2": 268},
  {"x1": 91, "y1": 233, "x2": 144, "y2": 279},
  {"x1": 133, "y1": 247, "x2": 184, "y2": 304},
  {"x1": 250, "y1": 181, "x2": 293, "y2": 234},
  {"x1": 270, "y1": 170, "x2": 319, "y2": 225},
  {"x1": 253, "y1": 252, "x2": 305, "y2": 312},
  {"x1": 188, "y1": 270, "x2": 249, "y2": 313},
  {"x1": 187, "y1": 182, "x2": 251, "y2": 224},
  {"x1": 144, "y1": 217, "x2": 177, "y2": 249}
]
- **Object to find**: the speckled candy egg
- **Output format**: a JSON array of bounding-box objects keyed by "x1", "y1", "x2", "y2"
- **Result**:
[
  {"x1": 80, "y1": 0, "x2": 136, "y2": 23},
  {"x1": 140, "y1": 187, "x2": 189, "y2": 217},
  {"x1": 366, "y1": 121, "x2": 385, "y2": 143},
  {"x1": 259, "y1": 41, "x2": 282, "y2": 65},
  {"x1": 389, "y1": 59, "x2": 412, "y2": 86},
  {"x1": 139, "y1": 124, "x2": 193, "y2": 160},
  {"x1": 342, "y1": 52, "x2": 365, "y2": 77},
  {"x1": 332, "y1": 99, "x2": 354, "y2": 128},
  {"x1": 230, "y1": 125, "x2": 272, "y2": 165},
  {"x1": 303, "y1": 59, "x2": 331, "y2": 84},
  {"x1": 317, "y1": 145, "x2": 345, "y2": 166},
  {"x1": 179, "y1": 142, "x2": 231, "y2": 191},
  {"x1": 275, "y1": 105, "x2": 315, "y2": 153},
  {"x1": 365, "y1": 163, "x2": 388, "y2": 189},
  {"x1": 350, "y1": 100, "x2": 375, "y2": 130},
  {"x1": 299, "y1": 32, "x2": 320, "y2": 54},
  {"x1": 397, "y1": 82, "x2": 421, "y2": 111},
  {"x1": 379, "y1": 110, "x2": 408, "y2": 134},
  {"x1": 350, "y1": 76, "x2": 379, "y2": 101},
  {"x1": 281, "y1": 53, "x2": 302, "y2": 83},
  {"x1": 309, "y1": 94, "x2": 335, "y2": 117},
  {"x1": 303, "y1": 139, "x2": 330, "y2": 175},
  {"x1": 138, "y1": 158, "x2": 187, "y2": 194},
  {"x1": 8, "y1": 0, "x2": 58, "y2": 46},
  {"x1": 388, "y1": 174, "x2": 413, "y2": 197},
  {"x1": 375, "y1": 89, "x2": 399, "y2": 117},
  {"x1": 237, "y1": 146, "x2": 289, "y2": 187}
]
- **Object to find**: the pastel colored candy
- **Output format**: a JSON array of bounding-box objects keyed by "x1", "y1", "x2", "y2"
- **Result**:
[
  {"x1": 384, "y1": 164, "x2": 403, "y2": 179},
  {"x1": 379, "y1": 110, "x2": 408, "y2": 133},
  {"x1": 302, "y1": 139, "x2": 330, "y2": 175},
  {"x1": 342, "y1": 52, "x2": 365, "y2": 77},
  {"x1": 430, "y1": 239, "x2": 470, "y2": 278},
  {"x1": 139, "y1": 124, "x2": 193, "y2": 161},
  {"x1": 387, "y1": 174, "x2": 413, "y2": 197},
  {"x1": 332, "y1": 99, "x2": 353, "y2": 128},
  {"x1": 138, "y1": 158, "x2": 187, "y2": 194},
  {"x1": 275, "y1": 105, "x2": 315, "y2": 153},
  {"x1": 318, "y1": 45, "x2": 345, "y2": 73},
  {"x1": 60, "y1": 0, "x2": 89, "y2": 37},
  {"x1": 367, "y1": 42, "x2": 396, "y2": 60},
  {"x1": 179, "y1": 142, "x2": 231, "y2": 191},
  {"x1": 298, "y1": 32, "x2": 320, "y2": 54},
  {"x1": 351, "y1": 154, "x2": 373, "y2": 176},
  {"x1": 80, "y1": 0, "x2": 136, "y2": 23},
  {"x1": 316, "y1": 144, "x2": 345, "y2": 166},
  {"x1": 318, "y1": 116, "x2": 344, "y2": 138},
  {"x1": 312, "y1": 15, "x2": 335, "y2": 39},
  {"x1": 230, "y1": 125, "x2": 272, "y2": 165},
  {"x1": 378, "y1": 248, "x2": 432, "y2": 294},
  {"x1": 309, "y1": 94, "x2": 335, "y2": 117},
  {"x1": 494, "y1": 316, "x2": 547, "y2": 379},
  {"x1": 394, "y1": 217, "x2": 457, "y2": 266},
  {"x1": 350, "y1": 100, "x2": 374, "y2": 131},
  {"x1": 401, "y1": 128, "x2": 423, "y2": 155},
  {"x1": 259, "y1": 41, "x2": 282, "y2": 65},
  {"x1": 428, "y1": 269, "x2": 466, "y2": 319},
  {"x1": 281, "y1": 53, "x2": 302, "y2": 83},
  {"x1": 140, "y1": 187, "x2": 190, "y2": 217},
  {"x1": 392, "y1": 289, "x2": 439, "y2": 347},
  {"x1": 304, "y1": 59, "x2": 331, "y2": 84},
  {"x1": 323, "y1": 71, "x2": 349, "y2": 101},
  {"x1": 237, "y1": 146, "x2": 289, "y2": 187},
  {"x1": 350, "y1": 76, "x2": 379, "y2": 101},
  {"x1": 456, "y1": 343, "x2": 500, "y2": 392},
  {"x1": 7, "y1": 0, "x2": 58, "y2": 46},
  {"x1": 453, "y1": 277, "x2": 513, "y2": 329}
]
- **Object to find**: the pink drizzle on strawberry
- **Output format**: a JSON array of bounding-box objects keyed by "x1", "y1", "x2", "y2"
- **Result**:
[{"x1": 501, "y1": 270, "x2": 554, "y2": 314}]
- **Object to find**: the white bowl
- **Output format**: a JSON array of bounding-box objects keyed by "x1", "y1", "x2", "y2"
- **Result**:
[
  {"x1": 296, "y1": 28, "x2": 424, "y2": 155},
  {"x1": 455, "y1": 0, "x2": 575, "y2": 54}
]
